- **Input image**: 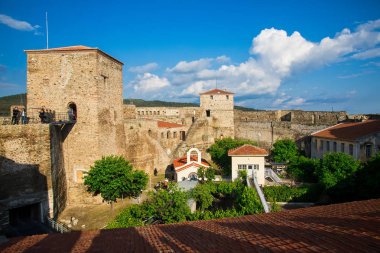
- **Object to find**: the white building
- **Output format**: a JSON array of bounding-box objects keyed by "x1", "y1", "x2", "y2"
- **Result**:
[
  {"x1": 228, "y1": 144, "x2": 268, "y2": 185},
  {"x1": 173, "y1": 148, "x2": 210, "y2": 182},
  {"x1": 311, "y1": 119, "x2": 380, "y2": 161}
]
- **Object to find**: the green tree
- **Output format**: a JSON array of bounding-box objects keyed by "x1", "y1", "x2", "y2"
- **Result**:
[
  {"x1": 205, "y1": 167, "x2": 216, "y2": 181},
  {"x1": 207, "y1": 138, "x2": 257, "y2": 175},
  {"x1": 315, "y1": 152, "x2": 361, "y2": 191},
  {"x1": 236, "y1": 186, "x2": 263, "y2": 214},
  {"x1": 287, "y1": 156, "x2": 319, "y2": 182},
  {"x1": 191, "y1": 183, "x2": 215, "y2": 211},
  {"x1": 84, "y1": 156, "x2": 148, "y2": 210},
  {"x1": 146, "y1": 183, "x2": 190, "y2": 223},
  {"x1": 271, "y1": 139, "x2": 299, "y2": 163},
  {"x1": 197, "y1": 167, "x2": 206, "y2": 182},
  {"x1": 354, "y1": 153, "x2": 380, "y2": 200}
]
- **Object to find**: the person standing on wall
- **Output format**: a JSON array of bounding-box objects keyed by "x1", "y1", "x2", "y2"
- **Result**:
[
  {"x1": 21, "y1": 108, "x2": 27, "y2": 124},
  {"x1": 11, "y1": 107, "x2": 20, "y2": 125}
]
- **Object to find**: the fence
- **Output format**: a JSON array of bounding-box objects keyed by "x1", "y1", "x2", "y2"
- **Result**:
[
  {"x1": 45, "y1": 217, "x2": 71, "y2": 233},
  {"x1": 2, "y1": 108, "x2": 76, "y2": 125}
]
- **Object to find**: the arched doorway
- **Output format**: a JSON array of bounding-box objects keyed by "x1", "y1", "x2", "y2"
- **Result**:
[{"x1": 67, "y1": 102, "x2": 77, "y2": 121}]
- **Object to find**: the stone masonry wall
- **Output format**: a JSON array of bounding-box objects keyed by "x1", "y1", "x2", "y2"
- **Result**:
[{"x1": 0, "y1": 124, "x2": 54, "y2": 232}]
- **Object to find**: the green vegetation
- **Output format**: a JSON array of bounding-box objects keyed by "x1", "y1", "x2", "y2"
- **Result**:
[
  {"x1": 207, "y1": 138, "x2": 257, "y2": 175},
  {"x1": 271, "y1": 138, "x2": 299, "y2": 163},
  {"x1": 84, "y1": 156, "x2": 148, "y2": 209},
  {"x1": 108, "y1": 181, "x2": 263, "y2": 228},
  {"x1": 263, "y1": 185, "x2": 321, "y2": 202},
  {"x1": 0, "y1": 93, "x2": 26, "y2": 115},
  {"x1": 108, "y1": 183, "x2": 189, "y2": 228},
  {"x1": 287, "y1": 156, "x2": 319, "y2": 183},
  {"x1": 316, "y1": 152, "x2": 361, "y2": 191}
]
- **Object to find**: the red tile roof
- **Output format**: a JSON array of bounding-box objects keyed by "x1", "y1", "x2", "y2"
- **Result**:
[
  {"x1": 25, "y1": 45, "x2": 123, "y2": 65},
  {"x1": 173, "y1": 155, "x2": 210, "y2": 171},
  {"x1": 312, "y1": 119, "x2": 380, "y2": 141},
  {"x1": 157, "y1": 121, "x2": 184, "y2": 128},
  {"x1": 1, "y1": 199, "x2": 379, "y2": 252},
  {"x1": 200, "y1": 88, "x2": 234, "y2": 95},
  {"x1": 228, "y1": 144, "x2": 268, "y2": 156}
]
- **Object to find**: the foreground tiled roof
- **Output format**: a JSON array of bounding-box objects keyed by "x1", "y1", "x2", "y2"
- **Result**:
[
  {"x1": 157, "y1": 120, "x2": 184, "y2": 128},
  {"x1": 200, "y1": 88, "x2": 234, "y2": 95},
  {"x1": 228, "y1": 144, "x2": 268, "y2": 156},
  {"x1": 173, "y1": 155, "x2": 210, "y2": 170},
  {"x1": 311, "y1": 119, "x2": 380, "y2": 141},
  {"x1": 1, "y1": 199, "x2": 379, "y2": 252}
]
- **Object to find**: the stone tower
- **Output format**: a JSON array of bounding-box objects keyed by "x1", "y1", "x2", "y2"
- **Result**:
[
  {"x1": 25, "y1": 45, "x2": 125, "y2": 204},
  {"x1": 200, "y1": 88, "x2": 235, "y2": 139}
]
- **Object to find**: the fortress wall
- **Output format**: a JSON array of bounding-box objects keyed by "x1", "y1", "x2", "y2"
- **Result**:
[
  {"x1": 235, "y1": 120, "x2": 330, "y2": 149},
  {"x1": 0, "y1": 124, "x2": 56, "y2": 231},
  {"x1": 234, "y1": 110, "x2": 279, "y2": 122},
  {"x1": 135, "y1": 107, "x2": 200, "y2": 125},
  {"x1": 123, "y1": 104, "x2": 137, "y2": 119}
]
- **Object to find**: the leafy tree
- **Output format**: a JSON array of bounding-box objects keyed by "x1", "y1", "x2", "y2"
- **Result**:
[
  {"x1": 315, "y1": 153, "x2": 361, "y2": 191},
  {"x1": 352, "y1": 153, "x2": 380, "y2": 200},
  {"x1": 236, "y1": 187, "x2": 263, "y2": 214},
  {"x1": 191, "y1": 183, "x2": 215, "y2": 211},
  {"x1": 207, "y1": 138, "x2": 257, "y2": 175},
  {"x1": 197, "y1": 167, "x2": 206, "y2": 182},
  {"x1": 84, "y1": 156, "x2": 148, "y2": 210},
  {"x1": 205, "y1": 167, "x2": 216, "y2": 181},
  {"x1": 147, "y1": 183, "x2": 191, "y2": 223},
  {"x1": 287, "y1": 156, "x2": 319, "y2": 182},
  {"x1": 271, "y1": 139, "x2": 299, "y2": 163},
  {"x1": 237, "y1": 169, "x2": 248, "y2": 182}
]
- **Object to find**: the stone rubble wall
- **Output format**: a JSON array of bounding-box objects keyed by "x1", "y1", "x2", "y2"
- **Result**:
[{"x1": 0, "y1": 124, "x2": 58, "y2": 232}]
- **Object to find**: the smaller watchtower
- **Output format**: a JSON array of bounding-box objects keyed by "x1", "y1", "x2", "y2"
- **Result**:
[{"x1": 200, "y1": 88, "x2": 235, "y2": 138}]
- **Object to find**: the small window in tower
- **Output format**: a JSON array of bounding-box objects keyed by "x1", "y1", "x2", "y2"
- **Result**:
[
  {"x1": 210, "y1": 95, "x2": 213, "y2": 100},
  {"x1": 206, "y1": 110, "x2": 211, "y2": 117},
  {"x1": 226, "y1": 95, "x2": 229, "y2": 100}
]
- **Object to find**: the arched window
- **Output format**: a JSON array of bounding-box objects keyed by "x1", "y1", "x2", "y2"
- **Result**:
[{"x1": 67, "y1": 102, "x2": 77, "y2": 121}]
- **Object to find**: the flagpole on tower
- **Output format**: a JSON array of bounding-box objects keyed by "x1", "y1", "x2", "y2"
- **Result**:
[{"x1": 46, "y1": 12, "x2": 49, "y2": 49}]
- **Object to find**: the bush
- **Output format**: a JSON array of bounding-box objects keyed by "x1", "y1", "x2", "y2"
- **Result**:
[
  {"x1": 287, "y1": 156, "x2": 319, "y2": 183},
  {"x1": 316, "y1": 153, "x2": 361, "y2": 191},
  {"x1": 235, "y1": 187, "x2": 263, "y2": 214},
  {"x1": 263, "y1": 185, "x2": 321, "y2": 202},
  {"x1": 271, "y1": 139, "x2": 299, "y2": 163}
]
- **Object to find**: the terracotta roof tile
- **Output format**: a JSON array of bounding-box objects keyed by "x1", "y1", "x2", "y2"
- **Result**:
[
  {"x1": 1, "y1": 199, "x2": 379, "y2": 252},
  {"x1": 200, "y1": 88, "x2": 234, "y2": 95},
  {"x1": 25, "y1": 45, "x2": 124, "y2": 65},
  {"x1": 228, "y1": 144, "x2": 268, "y2": 156},
  {"x1": 311, "y1": 119, "x2": 380, "y2": 141},
  {"x1": 173, "y1": 155, "x2": 210, "y2": 170},
  {"x1": 157, "y1": 121, "x2": 184, "y2": 128}
]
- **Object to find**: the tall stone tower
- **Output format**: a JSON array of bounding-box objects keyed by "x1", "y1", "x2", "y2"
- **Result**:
[
  {"x1": 200, "y1": 88, "x2": 235, "y2": 139},
  {"x1": 25, "y1": 46, "x2": 125, "y2": 204}
]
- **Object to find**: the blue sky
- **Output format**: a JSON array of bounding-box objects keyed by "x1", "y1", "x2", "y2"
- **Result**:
[{"x1": 0, "y1": 0, "x2": 379, "y2": 113}]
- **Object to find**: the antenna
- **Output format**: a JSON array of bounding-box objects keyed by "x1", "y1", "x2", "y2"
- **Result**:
[{"x1": 46, "y1": 12, "x2": 49, "y2": 49}]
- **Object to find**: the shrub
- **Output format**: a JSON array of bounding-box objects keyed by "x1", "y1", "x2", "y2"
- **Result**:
[
  {"x1": 263, "y1": 185, "x2": 321, "y2": 202},
  {"x1": 271, "y1": 139, "x2": 299, "y2": 163}
]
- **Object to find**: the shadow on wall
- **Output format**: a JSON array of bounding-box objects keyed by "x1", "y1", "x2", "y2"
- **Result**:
[{"x1": 0, "y1": 156, "x2": 50, "y2": 237}]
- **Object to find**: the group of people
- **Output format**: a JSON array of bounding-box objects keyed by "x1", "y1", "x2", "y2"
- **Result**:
[
  {"x1": 39, "y1": 107, "x2": 55, "y2": 123},
  {"x1": 11, "y1": 107, "x2": 27, "y2": 125}
]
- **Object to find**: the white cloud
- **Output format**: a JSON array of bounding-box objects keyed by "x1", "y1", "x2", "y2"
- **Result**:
[
  {"x1": 0, "y1": 14, "x2": 39, "y2": 32},
  {"x1": 128, "y1": 62, "x2": 158, "y2": 73},
  {"x1": 131, "y1": 73, "x2": 170, "y2": 92},
  {"x1": 167, "y1": 58, "x2": 213, "y2": 73},
  {"x1": 352, "y1": 48, "x2": 380, "y2": 60},
  {"x1": 215, "y1": 55, "x2": 231, "y2": 63},
  {"x1": 164, "y1": 19, "x2": 380, "y2": 98},
  {"x1": 180, "y1": 80, "x2": 215, "y2": 96}
]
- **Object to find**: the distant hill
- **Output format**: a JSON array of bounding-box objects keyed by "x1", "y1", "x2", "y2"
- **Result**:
[
  {"x1": 0, "y1": 94, "x2": 26, "y2": 116},
  {"x1": 123, "y1": 99, "x2": 199, "y2": 107},
  {"x1": 0, "y1": 94, "x2": 257, "y2": 115}
]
